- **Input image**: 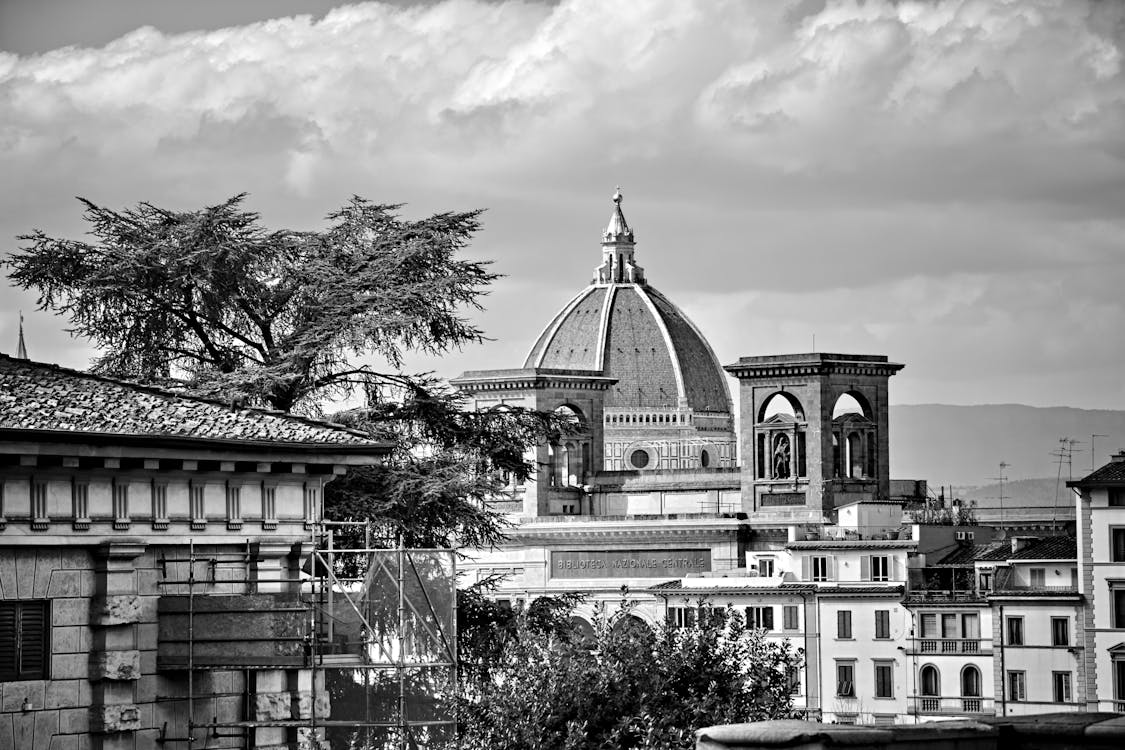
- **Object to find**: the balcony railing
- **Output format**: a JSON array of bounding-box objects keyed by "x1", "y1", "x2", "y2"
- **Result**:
[
  {"x1": 910, "y1": 696, "x2": 993, "y2": 715},
  {"x1": 916, "y1": 639, "x2": 984, "y2": 654}
]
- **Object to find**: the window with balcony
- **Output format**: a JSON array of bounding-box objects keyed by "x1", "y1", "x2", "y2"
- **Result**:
[
  {"x1": 1052, "y1": 617, "x2": 1070, "y2": 646},
  {"x1": 1008, "y1": 671, "x2": 1027, "y2": 702},
  {"x1": 919, "y1": 664, "x2": 940, "y2": 711},
  {"x1": 874, "y1": 661, "x2": 894, "y2": 698},
  {"x1": 746, "y1": 606, "x2": 774, "y2": 631},
  {"x1": 1006, "y1": 616, "x2": 1024, "y2": 645},
  {"x1": 0, "y1": 600, "x2": 49, "y2": 681},
  {"x1": 1030, "y1": 568, "x2": 1046, "y2": 587},
  {"x1": 836, "y1": 661, "x2": 856, "y2": 697},
  {"x1": 875, "y1": 610, "x2": 891, "y2": 639},
  {"x1": 962, "y1": 665, "x2": 982, "y2": 712},
  {"x1": 783, "y1": 605, "x2": 799, "y2": 630},
  {"x1": 837, "y1": 610, "x2": 853, "y2": 639},
  {"x1": 1052, "y1": 671, "x2": 1072, "y2": 703}
]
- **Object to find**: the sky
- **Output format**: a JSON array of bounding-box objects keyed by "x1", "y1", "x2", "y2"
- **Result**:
[{"x1": 1, "y1": 0, "x2": 1124, "y2": 410}]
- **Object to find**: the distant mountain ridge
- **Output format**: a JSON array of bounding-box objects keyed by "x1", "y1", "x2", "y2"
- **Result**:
[{"x1": 889, "y1": 403, "x2": 1125, "y2": 489}]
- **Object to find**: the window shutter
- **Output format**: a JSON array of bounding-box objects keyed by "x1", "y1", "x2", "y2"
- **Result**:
[
  {"x1": 829, "y1": 555, "x2": 838, "y2": 580},
  {"x1": 860, "y1": 555, "x2": 871, "y2": 581},
  {"x1": 17, "y1": 602, "x2": 48, "y2": 679},
  {"x1": 763, "y1": 607, "x2": 774, "y2": 630},
  {"x1": 801, "y1": 556, "x2": 810, "y2": 581},
  {"x1": 0, "y1": 603, "x2": 17, "y2": 680}
]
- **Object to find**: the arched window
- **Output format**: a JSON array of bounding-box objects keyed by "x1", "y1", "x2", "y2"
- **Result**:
[
  {"x1": 610, "y1": 615, "x2": 651, "y2": 639},
  {"x1": 920, "y1": 665, "x2": 940, "y2": 696},
  {"x1": 759, "y1": 392, "x2": 805, "y2": 423},
  {"x1": 961, "y1": 666, "x2": 981, "y2": 697},
  {"x1": 832, "y1": 392, "x2": 871, "y2": 420},
  {"x1": 700, "y1": 449, "x2": 711, "y2": 468}
]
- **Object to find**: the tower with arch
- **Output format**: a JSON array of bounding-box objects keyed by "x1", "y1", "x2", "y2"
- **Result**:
[{"x1": 725, "y1": 353, "x2": 904, "y2": 520}]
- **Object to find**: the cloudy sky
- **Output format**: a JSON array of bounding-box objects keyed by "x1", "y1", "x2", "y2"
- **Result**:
[{"x1": 1, "y1": 0, "x2": 1123, "y2": 410}]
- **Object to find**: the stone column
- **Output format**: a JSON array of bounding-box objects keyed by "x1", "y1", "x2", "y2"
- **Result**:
[{"x1": 90, "y1": 542, "x2": 146, "y2": 750}]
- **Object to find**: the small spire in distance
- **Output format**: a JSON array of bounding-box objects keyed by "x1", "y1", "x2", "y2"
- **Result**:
[{"x1": 16, "y1": 311, "x2": 28, "y2": 360}]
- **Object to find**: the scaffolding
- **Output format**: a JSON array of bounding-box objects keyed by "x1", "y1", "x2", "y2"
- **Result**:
[{"x1": 154, "y1": 522, "x2": 458, "y2": 749}]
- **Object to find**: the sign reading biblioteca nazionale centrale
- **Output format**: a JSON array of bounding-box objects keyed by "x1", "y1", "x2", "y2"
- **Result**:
[{"x1": 550, "y1": 550, "x2": 711, "y2": 579}]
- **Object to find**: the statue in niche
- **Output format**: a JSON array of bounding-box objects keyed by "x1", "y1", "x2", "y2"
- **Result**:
[{"x1": 773, "y1": 434, "x2": 791, "y2": 479}]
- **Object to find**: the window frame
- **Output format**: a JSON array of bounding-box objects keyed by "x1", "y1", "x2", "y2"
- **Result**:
[
  {"x1": 783, "y1": 605, "x2": 799, "y2": 631},
  {"x1": 1051, "y1": 617, "x2": 1070, "y2": 647},
  {"x1": 1029, "y1": 567, "x2": 1046, "y2": 587},
  {"x1": 811, "y1": 556, "x2": 830, "y2": 582},
  {"x1": 1008, "y1": 670, "x2": 1027, "y2": 702},
  {"x1": 874, "y1": 609, "x2": 891, "y2": 639},
  {"x1": 0, "y1": 599, "x2": 50, "y2": 682},
  {"x1": 836, "y1": 660, "x2": 856, "y2": 697},
  {"x1": 745, "y1": 606, "x2": 774, "y2": 631},
  {"x1": 1052, "y1": 671, "x2": 1072, "y2": 703},
  {"x1": 871, "y1": 555, "x2": 891, "y2": 582},
  {"x1": 873, "y1": 660, "x2": 894, "y2": 699},
  {"x1": 757, "y1": 557, "x2": 775, "y2": 578},
  {"x1": 837, "y1": 609, "x2": 853, "y2": 640},
  {"x1": 1006, "y1": 616, "x2": 1025, "y2": 645},
  {"x1": 1112, "y1": 527, "x2": 1125, "y2": 563}
]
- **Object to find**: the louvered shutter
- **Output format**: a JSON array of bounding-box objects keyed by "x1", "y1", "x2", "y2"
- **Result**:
[
  {"x1": 18, "y1": 601, "x2": 48, "y2": 679},
  {"x1": 860, "y1": 555, "x2": 871, "y2": 581},
  {"x1": 763, "y1": 606, "x2": 774, "y2": 630},
  {"x1": 0, "y1": 603, "x2": 17, "y2": 680},
  {"x1": 801, "y1": 556, "x2": 810, "y2": 581}
]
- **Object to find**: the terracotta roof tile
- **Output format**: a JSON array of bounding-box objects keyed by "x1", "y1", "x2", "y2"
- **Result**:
[{"x1": 0, "y1": 355, "x2": 385, "y2": 447}]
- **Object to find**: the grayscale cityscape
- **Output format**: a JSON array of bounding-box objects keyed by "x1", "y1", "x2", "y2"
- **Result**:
[{"x1": 1, "y1": 2, "x2": 1125, "y2": 749}]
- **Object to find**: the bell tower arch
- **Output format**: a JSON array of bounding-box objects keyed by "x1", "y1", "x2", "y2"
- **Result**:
[{"x1": 725, "y1": 353, "x2": 904, "y2": 521}]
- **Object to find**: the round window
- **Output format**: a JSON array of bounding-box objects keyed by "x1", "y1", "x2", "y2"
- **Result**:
[
  {"x1": 700, "y1": 449, "x2": 711, "y2": 468},
  {"x1": 630, "y1": 450, "x2": 650, "y2": 469}
]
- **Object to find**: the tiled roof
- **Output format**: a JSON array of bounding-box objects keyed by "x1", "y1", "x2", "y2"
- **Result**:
[
  {"x1": 1010, "y1": 536, "x2": 1077, "y2": 561},
  {"x1": 1069, "y1": 460, "x2": 1125, "y2": 486},
  {"x1": 0, "y1": 355, "x2": 386, "y2": 447},
  {"x1": 937, "y1": 542, "x2": 1010, "y2": 565}
]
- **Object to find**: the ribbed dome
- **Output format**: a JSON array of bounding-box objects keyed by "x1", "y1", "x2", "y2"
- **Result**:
[{"x1": 524, "y1": 284, "x2": 731, "y2": 414}]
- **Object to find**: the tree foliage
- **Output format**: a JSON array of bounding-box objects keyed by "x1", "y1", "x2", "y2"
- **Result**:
[
  {"x1": 7, "y1": 194, "x2": 492, "y2": 413},
  {"x1": 453, "y1": 598, "x2": 803, "y2": 750}
]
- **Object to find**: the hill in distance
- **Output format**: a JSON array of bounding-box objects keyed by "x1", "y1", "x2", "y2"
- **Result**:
[{"x1": 889, "y1": 403, "x2": 1125, "y2": 489}]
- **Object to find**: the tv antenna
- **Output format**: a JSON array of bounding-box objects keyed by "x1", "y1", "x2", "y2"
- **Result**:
[
  {"x1": 1050, "y1": 438, "x2": 1083, "y2": 526},
  {"x1": 991, "y1": 461, "x2": 1010, "y2": 534},
  {"x1": 1092, "y1": 434, "x2": 1109, "y2": 473}
]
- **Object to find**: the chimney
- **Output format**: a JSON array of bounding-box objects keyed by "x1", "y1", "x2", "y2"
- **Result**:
[
  {"x1": 1011, "y1": 536, "x2": 1037, "y2": 554},
  {"x1": 1111, "y1": 451, "x2": 1125, "y2": 464}
]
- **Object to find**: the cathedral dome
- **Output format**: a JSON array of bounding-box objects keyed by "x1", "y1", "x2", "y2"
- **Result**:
[{"x1": 524, "y1": 190, "x2": 732, "y2": 415}]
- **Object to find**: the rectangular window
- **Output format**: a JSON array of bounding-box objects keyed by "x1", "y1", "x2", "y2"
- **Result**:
[
  {"x1": 979, "y1": 572, "x2": 992, "y2": 592},
  {"x1": 1052, "y1": 671, "x2": 1072, "y2": 703},
  {"x1": 836, "y1": 661, "x2": 856, "y2": 697},
  {"x1": 1112, "y1": 528, "x2": 1125, "y2": 563},
  {"x1": 920, "y1": 613, "x2": 938, "y2": 638},
  {"x1": 303, "y1": 483, "x2": 318, "y2": 524},
  {"x1": 811, "y1": 556, "x2": 829, "y2": 582},
  {"x1": 746, "y1": 606, "x2": 774, "y2": 631},
  {"x1": 874, "y1": 610, "x2": 891, "y2": 639},
  {"x1": 962, "y1": 613, "x2": 980, "y2": 640},
  {"x1": 874, "y1": 661, "x2": 894, "y2": 698},
  {"x1": 225, "y1": 483, "x2": 242, "y2": 529},
  {"x1": 783, "y1": 605, "x2": 799, "y2": 630},
  {"x1": 1110, "y1": 489, "x2": 1125, "y2": 507},
  {"x1": 1116, "y1": 590, "x2": 1125, "y2": 629},
  {"x1": 30, "y1": 479, "x2": 49, "y2": 527},
  {"x1": 1006, "y1": 616, "x2": 1024, "y2": 645},
  {"x1": 756, "y1": 433, "x2": 766, "y2": 479},
  {"x1": 1116, "y1": 661, "x2": 1125, "y2": 702},
  {"x1": 0, "y1": 600, "x2": 49, "y2": 681},
  {"x1": 787, "y1": 665, "x2": 801, "y2": 695},
  {"x1": 261, "y1": 484, "x2": 277, "y2": 529},
  {"x1": 837, "y1": 610, "x2": 853, "y2": 639},
  {"x1": 871, "y1": 555, "x2": 890, "y2": 582},
  {"x1": 1008, "y1": 671, "x2": 1027, "y2": 702},
  {"x1": 1030, "y1": 568, "x2": 1046, "y2": 587},
  {"x1": 757, "y1": 558, "x2": 775, "y2": 578},
  {"x1": 941, "y1": 613, "x2": 958, "y2": 638},
  {"x1": 151, "y1": 482, "x2": 168, "y2": 529},
  {"x1": 112, "y1": 479, "x2": 129, "y2": 529},
  {"x1": 668, "y1": 607, "x2": 696, "y2": 629},
  {"x1": 1051, "y1": 617, "x2": 1070, "y2": 646},
  {"x1": 71, "y1": 479, "x2": 90, "y2": 530},
  {"x1": 190, "y1": 482, "x2": 206, "y2": 529}
]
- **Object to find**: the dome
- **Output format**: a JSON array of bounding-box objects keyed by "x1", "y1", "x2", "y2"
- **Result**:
[{"x1": 524, "y1": 190, "x2": 732, "y2": 415}]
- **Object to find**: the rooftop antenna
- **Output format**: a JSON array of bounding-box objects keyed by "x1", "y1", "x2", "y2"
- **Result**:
[
  {"x1": 16, "y1": 310, "x2": 28, "y2": 360},
  {"x1": 991, "y1": 462, "x2": 1010, "y2": 536},
  {"x1": 1050, "y1": 438, "x2": 1083, "y2": 527},
  {"x1": 1092, "y1": 434, "x2": 1109, "y2": 473}
]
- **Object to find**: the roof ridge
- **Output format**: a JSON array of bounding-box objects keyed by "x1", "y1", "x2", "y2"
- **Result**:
[{"x1": 0, "y1": 353, "x2": 377, "y2": 441}]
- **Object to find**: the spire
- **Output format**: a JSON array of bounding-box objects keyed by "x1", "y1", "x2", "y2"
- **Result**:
[
  {"x1": 16, "y1": 311, "x2": 27, "y2": 360},
  {"x1": 594, "y1": 187, "x2": 645, "y2": 285},
  {"x1": 603, "y1": 186, "x2": 634, "y2": 243}
]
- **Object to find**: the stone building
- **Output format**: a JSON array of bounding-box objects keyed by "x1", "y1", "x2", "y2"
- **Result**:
[{"x1": 0, "y1": 354, "x2": 389, "y2": 749}]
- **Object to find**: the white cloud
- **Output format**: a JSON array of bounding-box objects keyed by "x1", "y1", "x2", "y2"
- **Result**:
[{"x1": 1, "y1": 0, "x2": 1124, "y2": 408}]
